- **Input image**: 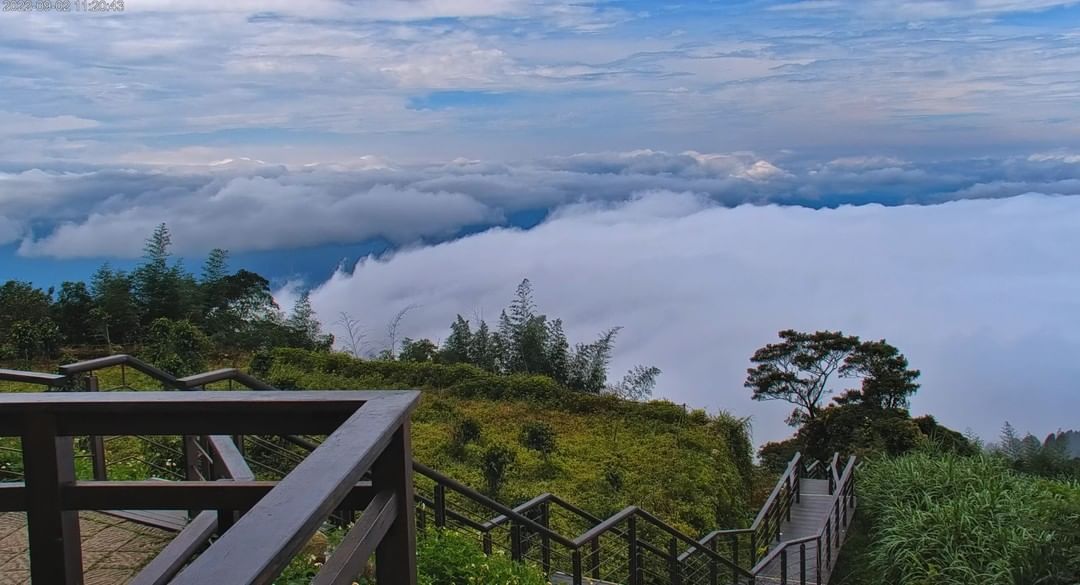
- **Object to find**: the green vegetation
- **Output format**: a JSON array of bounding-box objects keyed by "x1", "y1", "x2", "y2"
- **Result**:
[
  {"x1": 259, "y1": 348, "x2": 754, "y2": 533},
  {"x1": 833, "y1": 450, "x2": 1080, "y2": 585},
  {"x1": 276, "y1": 529, "x2": 547, "y2": 585}
]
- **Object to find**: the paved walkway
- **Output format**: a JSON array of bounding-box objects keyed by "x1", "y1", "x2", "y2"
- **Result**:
[{"x1": 0, "y1": 511, "x2": 173, "y2": 585}]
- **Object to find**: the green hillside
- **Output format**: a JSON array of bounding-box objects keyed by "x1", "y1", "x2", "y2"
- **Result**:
[{"x1": 259, "y1": 348, "x2": 756, "y2": 533}]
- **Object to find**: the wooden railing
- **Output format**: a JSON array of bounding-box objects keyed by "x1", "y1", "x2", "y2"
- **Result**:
[{"x1": 0, "y1": 390, "x2": 420, "y2": 585}]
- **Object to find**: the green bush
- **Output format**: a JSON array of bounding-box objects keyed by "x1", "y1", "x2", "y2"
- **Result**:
[
  {"x1": 417, "y1": 530, "x2": 547, "y2": 585},
  {"x1": 848, "y1": 451, "x2": 1080, "y2": 585},
  {"x1": 275, "y1": 529, "x2": 546, "y2": 585},
  {"x1": 481, "y1": 444, "x2": 516, "y2": 497},
  {"x1": 519, "y1": 421, "x2": 557, "y2": 458}
]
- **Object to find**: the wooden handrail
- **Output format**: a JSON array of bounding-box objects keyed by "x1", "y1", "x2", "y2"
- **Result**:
[{"x1": 4, "y1": 390, "x2": 420, "y2": 585}]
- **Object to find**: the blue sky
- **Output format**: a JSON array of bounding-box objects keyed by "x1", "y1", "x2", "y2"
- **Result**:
[{"x1": 2, "y1": 0, "x2": 1080, "y2": 442}]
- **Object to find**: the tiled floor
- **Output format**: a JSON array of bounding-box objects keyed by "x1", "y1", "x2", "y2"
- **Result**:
[{"x1": 0, "y1": 511, "x2": 173, "y2": 585}]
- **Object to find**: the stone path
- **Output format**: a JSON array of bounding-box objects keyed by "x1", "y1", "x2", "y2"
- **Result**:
[{"x1": 0, "y1": 511, "x2": 173, "y2": 585}]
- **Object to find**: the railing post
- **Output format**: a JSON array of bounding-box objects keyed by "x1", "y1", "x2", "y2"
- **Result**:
[
  {"x1": 628, "y1": 516, "x2": 640, "y2": 585},
  {"x1": 483, "y1": 531, "x2": 492, "y2": 555},
  {"x1": 708, "y1": 536, "x2": 718, "y2": 585},
  {"x1": 825, "y1": 522, "x2": 832, "y2": 570},
  {"x1": 22, "y1": 413, "x2": 84, "y2": 585},
  {"x1": 816, "y1": 537, "x2": 822, "y2": 585},
  {"x1": 591, "y1": 537, "x2": 601, "y2": 580},
  {"x1": 434, "y1": 483, "x2": 446, "y2": 527},
  {"x1": 572, "y1": 549, "x2": 583, "y2": 585},
  {"x1": 374, "y1": 423, "x2": 418, "y2": 585},
  {"x1": 799, "y1": 543, "x2": 806, "y2": 585},
  {"x1": 785, "y1": 475, "x2": 792, "y2": 521},
  {"x1": 750, "y1": 531, "x2": 758, "y2": 565},
  {"x1": 85, "y1": 374, "x2": 108, "y2": 481},
  {"x1": 780, "y1": 548, "x2": 787, "y2": 584},
  {"x1": 511, "y1": 521, "x2": 523, "y2": 561},
  {"x1": 669, "y1": 537, "x2": 682, "y2": 585},
  {"x1": 730, "y1": 533, "x2": 739, "y2": 585},
  {"x1": 540, "y1": 502, "x2": 552, "y2": 577}
]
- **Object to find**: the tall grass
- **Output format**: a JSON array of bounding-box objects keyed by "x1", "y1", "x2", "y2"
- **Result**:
[{"x1": 855, "y1": 451, "x2": 1079, "y2": 585}]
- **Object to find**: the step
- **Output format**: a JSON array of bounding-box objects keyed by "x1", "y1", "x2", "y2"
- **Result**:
[{"x1": 550, "y1": 572, "x2": 623, "y2": 585}]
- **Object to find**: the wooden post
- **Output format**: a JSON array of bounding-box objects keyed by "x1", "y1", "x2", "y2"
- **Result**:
[
  {"x1": 572, "y1": 550, "x2": 583, "y2": 585},
  {"x1": 22, "y1": 413, "x2": 84, "y2": 585},
  {"x1": 374, "y1": 424, "x2": 417, "y2": 585},
  {"x1": 511, "y1": 521, "x2": 523, "y2": 561},
  {"x1": 86, "y1": 375, "x2": 108, "y2": 481},
  {"x1": 628, "y1": 516, "x2": 640, "y2": 585}
]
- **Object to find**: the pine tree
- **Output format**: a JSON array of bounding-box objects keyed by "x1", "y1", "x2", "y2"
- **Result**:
[
  {"x1": 440, "y1": 315, "x2": 473, "y2": 364},
  {"x1": 201, "y1": 248, "x2": 229, "y2": 284},
  {"x1": 470, "y1": 320, "x2": 497, "y2": 371}
]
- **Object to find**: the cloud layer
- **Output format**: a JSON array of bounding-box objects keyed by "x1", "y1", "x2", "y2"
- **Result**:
[
  {"x1": 301, "y1": 192, "x2": 1080, "y2": 445},
  {"x1": 2, "y1": 1, "x2": 1080, "y2": 162},
  {"x1": 6, "y1": 150, "x2": 1080, "y2": 258}
]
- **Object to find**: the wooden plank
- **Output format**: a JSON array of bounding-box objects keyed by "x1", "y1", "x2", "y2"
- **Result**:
[
  {"x1": 0, "y1": 482, "x2": 26, "y2": 511},
  {"x1": 312, "y1": 490, "x2": 397, "y2": 585},
  {"x1": 0, "y1": 391, "x2": 395, "y2": 436},
  {"x1": 170, "y1": 392, "x2": 419, "y2": 585},
  {"x1": 374, "y1": 424, "x2": 417, "y2": 585},
  {"x1": 178, "y1": 369, "x2": 277, "y2": 391},
  {"x1": 21, "y1": 413, "x2": 83, "y2": 585},
  {"x1": 128, "y1": 511, "x2": 217, "y2": 585},
  {"x1": 63, "y1": 480, "x2": 375, "y2": 510},
  {"x1": 106, "y1": 509, "x2": 189, "y2": 532},
  {"x1": 207, "y1": 435, "x2": 255, "y2": 481}
]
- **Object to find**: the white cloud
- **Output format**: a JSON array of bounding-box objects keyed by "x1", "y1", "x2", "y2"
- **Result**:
[
  {"x1": 305, "y1": 192, "x2": 1080, "y2": 445},
  {"x1": 5, "y1": 150, "x2": 1080, "y2": 258},
  {"x1": 0, "y1": 111, "x2": 99, "y2": 136}
]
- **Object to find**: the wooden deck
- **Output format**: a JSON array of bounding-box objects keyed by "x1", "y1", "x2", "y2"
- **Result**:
[
  {"x1": 754, "y1": 479, "x2": 846, "y2": 584},
  {"x1": 0, "y1": 511, "x2": 174, "y2": 585}
]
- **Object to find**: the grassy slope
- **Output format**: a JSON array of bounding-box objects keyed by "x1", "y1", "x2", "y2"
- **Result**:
[{"x1": 263, "y1": 349, "x2": 756, "y2": 534}]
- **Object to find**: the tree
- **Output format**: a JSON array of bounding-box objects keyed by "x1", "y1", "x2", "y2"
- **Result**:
[
  {"x1": 568, "y1": 327, "x2": 621, "y2": 393},
  {"x1": 201, "y1": 248, "x2": 229, "y2": 285},
  {"x1": 52, "y1": 281, "x2": 95, "y2": 345},
  {"x1": 837, "y1": 340, "x2": 920, "y2": 409},
  {"x1": 481, "y1": 445, "x2": 516, "y2": 497},
  {"x1": 90, "y1": 264, "x2": 140, "y2": 345},
  {"x1": 141, "y1": 318, "x2": 211, "y2": 377},
  {"x1": 545, "y1": 319, "x2": 570, "y2": 384},
  {"x1": 440, "y1": 316, "x2": 472, "y2": 364},
  {"x1": 132, "y1": 224, "x2": 199, "y2": 323},
  {"x1": 399, "y1": 338, "x2": 438, "y2": 362},
  {"x1": 469, "y1": 320, "x2": 497, "y2": 371},
  {"x1": 745, "y1": 330, "x2": 861, "y2": 426},
  {"x1": 0, "y1": 280, "x2": 52, "y2": 332},
  {"x1": 519, "y1": 422, "x2": 557, "y2": 460},
  {"x1": 288, "y1": 292, "x2": 333, "y2": 351},
  {"x1": 609, "y1": 365, "x2": 662, "y2": 401}
]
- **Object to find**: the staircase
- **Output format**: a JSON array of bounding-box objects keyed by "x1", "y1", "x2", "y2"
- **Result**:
[{"x1": 0, "y1": 355, "x2": 858, "y2": 585}]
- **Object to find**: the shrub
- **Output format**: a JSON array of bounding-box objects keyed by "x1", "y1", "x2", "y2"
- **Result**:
[
  {"x1": 481, "y1": 444, "x2": 516, "y2": 497},
  {"x1": 851, "y1": 451, "x2": 1080, "y2": 585},
  {"x1": 448, "y1": 417, "x2": 481, "y2": 459},
  {"x1": 519, "y1": 422, "x2": 557, "y2": 458},
  {"x1": 417, "y1": 529, "x2": 547, "y2": 585}
]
